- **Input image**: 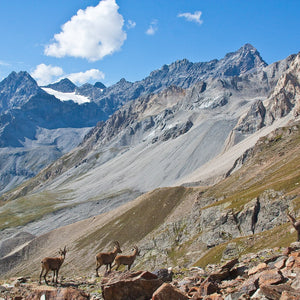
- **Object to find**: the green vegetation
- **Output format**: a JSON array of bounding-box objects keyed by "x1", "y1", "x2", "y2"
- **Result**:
[
  {"x1": 193, "y1": 243, "x2": 228, "y2": 268},
  {"x1": 194, "y1": 222, "x2": 295, "y2": 268},
  {"x1": 0, "y1": 191, "x2": 70, "y2": 230},
  {"x1": 75, "y1": 186, "x2": 192, "y2": 251}
]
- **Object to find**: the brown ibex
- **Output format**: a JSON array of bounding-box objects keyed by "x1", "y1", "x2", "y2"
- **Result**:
[
  {"x1": 39, "y1": 246, "x2": 67, "y2": 285},
  {"x1": 114, "y1": 245, "x2": 140, "y2": 271},
  {"x1": 95, "y1": 241, "x2": 122, "y2": 276},
  {"x1": 287, "y1": 211, "x2": 300, "y2": 241}
]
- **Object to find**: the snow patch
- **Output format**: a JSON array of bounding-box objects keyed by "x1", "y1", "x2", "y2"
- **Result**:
[{"x1": 42, "y1": 87, "x2": 90, "y2": 104}]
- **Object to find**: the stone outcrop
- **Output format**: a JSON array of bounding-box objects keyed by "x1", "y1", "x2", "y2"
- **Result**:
[
  {"x1": 152, "y1": 283, "x2": 188, "y2": 300},
  {"x1": 26, "y1": 287, "x2": 89, "y2": 300},
  {"x1": 234, "y1": 52, "x2": 300, "y2": 135},
  {"x1": 175, "y1": 243, "x2": 300, "y2": 299},
  {"x1": 101, "y1": 271, "x2": 163, "y2": 300},
  {"x1": 266, "y1": 53, "x2": 300, "y2": 123},
  {"x1": 234, "y1": 100, "x2": 266, "y2": 134}
]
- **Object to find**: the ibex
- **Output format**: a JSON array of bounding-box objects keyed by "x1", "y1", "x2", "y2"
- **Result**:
[
  {"x1": 95, "y1": 241, "x2": 122, "y2": 276},
  {"x1": 287, "y1": 211, "x2": 300, "y2": 241},
  {"x1": 114, "y1": 245, "x2": 140, "y2": 271},
  {"x1": 39, "y1": 246, "x2": 67, "y2": 285}
]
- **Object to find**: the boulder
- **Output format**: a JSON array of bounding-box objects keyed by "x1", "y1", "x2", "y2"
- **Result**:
[
  {"x1": 280, "y1": 290, "x2": 300, "y2": 300},
  {"x1": 152, "y1": 268, "x2": 173, "y2": 282},
  {"x1": 26, "y1": 287, "x2": 89, "y2": 300},
  {"x1": 203, "y1": 293, "x2": 224, "y2": 300},
  {"x1": 239, "y1": 276, "x2": 259, "y2": 296},
  {"x1": 274, "y1": 258, "x2": 287, "y2": 269},
  {"x1": 152, "y1": 283, "x2": 188, "y2": 300},
  {"x1": 101, "y1": 271, "x2": 163, "y2": 300},
  {"x1": 200, "y1": 279, "x2": 219, "y2": 296},
  {"x1": 258, "y1": 269, "x2": 284, "y2": 286},
  {"x1": 248, "y1": 262, "x2": 267, "y2": 276},
  {"x1": 260, "y1": 284, "x2": 299, "y2": 300},
  {"x1": 208, "y1": 259, "x2": 239, "y2": 282}
]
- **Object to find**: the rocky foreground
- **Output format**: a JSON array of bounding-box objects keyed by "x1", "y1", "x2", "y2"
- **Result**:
[{"x1": 1, "y1": 242, "x2": 300, "y2": 300}]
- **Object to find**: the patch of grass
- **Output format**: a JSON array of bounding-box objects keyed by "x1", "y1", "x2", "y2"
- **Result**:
[
  {"x1": 167, "y1": 238, "x2": 194, "y2": 266},
  {"x1": 193, "y1": 243, "x2": 228, "y2": 268},
  {"x1": 292, "y1": 196, "x2": 300, "y2": 212},
  {"x1": 0, "y1": 190, "x2": 71, "y2": 230},
  {"x1": 75, "y1": 186, "x2": 192, "y2": 251},
  {"x1": 193, "y1": 222, "x2": 296, "y2": 268}
]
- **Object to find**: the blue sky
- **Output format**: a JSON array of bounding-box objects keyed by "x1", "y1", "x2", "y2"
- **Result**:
[{"x1": 0, "y1": 0, "x2": 299, "y2": 87}]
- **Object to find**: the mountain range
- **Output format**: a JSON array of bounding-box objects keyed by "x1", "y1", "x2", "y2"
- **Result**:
[
  {"x1": 0, "y1": 44, "x2": 299, "y2": 279},
  {"x1": 0, "y1": 44, "x2": 293, "y2": 194}
]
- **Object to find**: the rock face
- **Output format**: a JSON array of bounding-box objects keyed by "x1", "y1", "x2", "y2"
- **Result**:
[
  {"x1": 93, "y1": 44, "x2": 267, "y2": 107},
  {"x1": 101, "y1": 271, "x2": 163, "y2": 300},
  {"x1": 45, "y1": 78, "x2": 77, "y2": 93},
  {"x1": 6, "y1": 48, "x2": 293, "y2": 200},
  {"x1": 234, "y1": 100, "x2": 266, "y2": 133},
  {"x1": 265, "y1": 52, "x2": 300, "y2": 122},
  {"x1": 26, "y1": 287, "x2": 89, "y2": 300},
  {"x1": 0, "y1": 71, "x2": 41, "y2": 114},
  {"x1": 234, "y1": 52, "x2": 300, "y2": 134},
  {"x1": 0, "y1": 44, "x2": 270, "y2": 195}
]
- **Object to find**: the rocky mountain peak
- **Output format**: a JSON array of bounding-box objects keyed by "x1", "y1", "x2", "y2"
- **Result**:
[
  {"x1": 94, "y1": 81, "x2": 106, "y2": 89},
  {"x1": 219, "y1": 43, "x2": 267, "y2": 77},
  {"x1": 110, "y1": 78, "x2": 134, "y2": 91},
  {"x1": 0, "y1": 71, "x2": 41, "y2": 113},
  {"x1": 45, "y1": 78, "x2": 77, "y2": 93},
  {"x1": 0, "y1": 71, "x2": 37, "y2": 89}
]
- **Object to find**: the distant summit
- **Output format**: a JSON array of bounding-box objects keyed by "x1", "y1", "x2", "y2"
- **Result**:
[
  {"x1": 94, "y1": 82, "x2": 106, "y2": 89},
  {"x1": 219, "y1": 43, "x2": 267, "y2": 76},
  {"x1": 45, "y1": 78, "x2": 76, "y2": 93},
  {"x1": 0, "y1": 71, "x2": 42, "y2": 113}
]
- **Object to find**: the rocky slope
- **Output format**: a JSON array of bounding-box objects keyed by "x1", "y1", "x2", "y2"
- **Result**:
[{"x1": 1, "y1": 243, "x2": 300, "y2": 299}]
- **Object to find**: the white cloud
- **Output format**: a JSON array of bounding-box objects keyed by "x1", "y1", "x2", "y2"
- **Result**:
[
  {"x1": 66, "y1": 69, "x2": 105, "y2": 85},
  {"x1": 127, "y1": 20, "x2": 136, "y2": 29},
  {"x1": 31, "y1": 64, "x2": 64, "y2": 86},
  {"x1": 178, "y1": 11, "x2": 203, "y2": 25},
  {"x1": 32, "y1": 64, "x2": 105, "y2": 86},
  {"x1": 146, "y1": 20, "x2": 158, "y2": 35},
  {"x1": 44, "y1": 0, "x2": 127, "y2": 61}
]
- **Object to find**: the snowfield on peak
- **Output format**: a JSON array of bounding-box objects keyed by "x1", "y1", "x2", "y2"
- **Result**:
[{"x1": 42, "y1": 87, "x2": 91, "y2": 104}]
